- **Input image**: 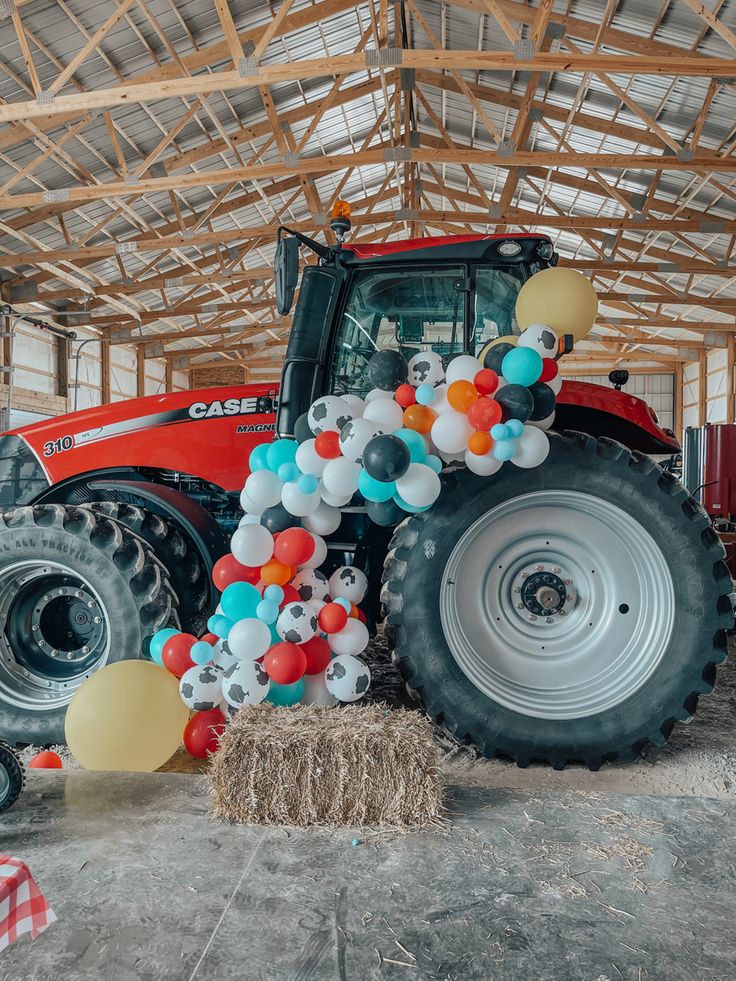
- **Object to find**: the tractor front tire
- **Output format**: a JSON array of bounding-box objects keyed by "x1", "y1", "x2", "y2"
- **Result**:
[
  {"x1": 0, "y1": 505, "x2": 176, "y2": 746},
  {"x1": 382, "y1": 433, "x2": 733, "y2": 769},
  {"x1": 0, "y1": 743, "x2": 24, "y2": 813}
]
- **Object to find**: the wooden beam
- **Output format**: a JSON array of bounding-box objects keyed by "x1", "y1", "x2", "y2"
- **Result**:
[
  {"x1": 698, "y1": 349, "x2": 707, "y2": 426},
  {"x1": 137, "y1": 345, "x2": 146, "y2": 398},
  {"x1": 9, "y1": 6, "x2": 42, "y2": 96},
  {"x1": 165, "y1": 360, "x2": 174, "y2": 392},
  {"x1": 213, "y1": 0, "x2": 245, "y2": 63},
  {"x1": 101, "y1": 340, "x2": 111, "y2": 404},
  {"x1": 682, "y1": 0, "x2": 736, "y2": 52},
  {"x1": 727, "y1": 335, "x2": 735, "y2": 425},
  {"x1": 48, "y1": 0, "x2": 139, "y2": 96},
  {"x1": 674, "y1": 362, "x2": 684, "y2": 441}
]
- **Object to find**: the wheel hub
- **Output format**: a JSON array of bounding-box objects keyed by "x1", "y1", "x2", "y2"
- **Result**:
[{"x1": 515, "y1": 567, "x2": 574, "y2": 620}]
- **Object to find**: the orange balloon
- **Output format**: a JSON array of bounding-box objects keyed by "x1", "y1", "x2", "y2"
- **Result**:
[
  {"x1": 349, "y1": 603, "x2": 359, "y2": 619},
  {"x1": 403, "y1": 404, "x2": 436, "y2": 434},
  {"x1": 260, "y1": 558, "x2": 293, "y2": 586},
  {"x1": 468, "y1": 431, "x2": 492, "y2": 455},
  {"x1": 447, "y1": 380, "x2": 478, "y2": 413}
]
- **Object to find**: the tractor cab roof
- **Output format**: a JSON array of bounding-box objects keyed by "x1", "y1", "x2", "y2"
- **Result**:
[{"x1": 339, "y1": 233, "x2": 555, "y2": 265}]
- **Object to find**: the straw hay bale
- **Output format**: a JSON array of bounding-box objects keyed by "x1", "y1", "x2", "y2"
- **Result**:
[{"x1": 209, "y1": 702, "x2": 443, "y2": 828}]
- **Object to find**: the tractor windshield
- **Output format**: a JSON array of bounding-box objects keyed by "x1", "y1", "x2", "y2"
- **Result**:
[{"x1": 328, "y1": 263, "x2": 524, "y2": 397}]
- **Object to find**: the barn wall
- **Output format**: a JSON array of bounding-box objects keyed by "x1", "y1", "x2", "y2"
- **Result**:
[
  {"x1": 566, "y1": 373, "x2": 675, "y2": 434},
  {"x1": 681, "y1": 349, "x2": 735, "y2": 433}
]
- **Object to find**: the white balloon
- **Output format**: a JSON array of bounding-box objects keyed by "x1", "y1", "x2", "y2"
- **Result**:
[
  {"x1": 407, "y1": 350, "x2": 445, "y2": 388},
  {"x1": 292, "y1": 568, "x2": 331, "y2": 603},
  {"x1": 518, "y1": 323, "x2": 559, "y2": 358},
  {"x1": 529, "y1": 410, "x2": 556, "y2": 432},
  {"x1": 303, "y1": 500, "x2": 342, "y2": 535},
  {"x1": 431, "y1": 411, "x2": 474, "y2": 454},
  {"x1": 230, "y1": 524, "x2": 274, "y2": 567},
  {"x1": 307, "y1": 599, "x2": 327, "y2": 619},
  {"x1": 239, "y1": 513, "x2": 261, "y2": 526},
  {"x1": 445, "y1": 354, "x2": 483, "y2": 385},
  {"x1": 243, "y1": 469, "x2": 282, "y2": 511},
  {"x1": 465, "y1": 449, "x2": 504, "y2": 476},
  {"x1": 321, "y1": 457, "x2": 361, "y2": 498},
  {"x1": 320, "y1": 489, "x2": 353, "y2": 508},
  {"x1": 179, "y1": 664, "x2": 224, "y2": 711},
  {"x1": 362, "y1": 396, "x2": 404, "y2": 431},
  {"x1": 221, "y1": 659, "x2": 270, "y2": 707},
  {"x1": 438, "y1": 448, "x2": 465, "y2": 465},
  {"x1": 329, "y1": 565, "x2": 368, "y2": 604},
  {"x1": 340, "y1": 394, "x2": 365, "y2": 419},
  {"x1": 325, "y1": 653, "x2": 371, "y2": 701},
  {"x1": 395, "y1": 462, "x2": 441, "y2": 508},
  {"x1": 281, "y1": 481, "x2": 322, "y2": 517},
  {"x1": 431, "y1": 383, "x2": 452, "y2": 415},
  {"x1": 298, "y1": 533, "x2": 328, "y2": 570},
  {"x1": 548, "y1": 372, "x2": 563, "y2": 396},
  {"x1": 239, "y1": 488, "x2": 262, "y2": 516},
  {"x1": 329, "y1": 619, "x2": 370, "y2": 657},
  {"x1": 338, "y1": 417, "x2": 385, "y2": 465},
  {"x1": 512, "y1": 426, "x2": 551, "y2": 469},
  {"x1": 295, "y1": 438, "x2": 327, "y2": 477},
  {"x1": 276, "y1": 601, "x2": 318, "y2": 644},
  {"x1": 301, "y1": 672, "x2": 339, "y2": 706},
  {"x1": 308, "y1": 395, "x2": 353, "y2": 435},
  {"x1": 365, "y1": 387, "x2": 390, "y2": 403},
  {"x1": 227, "y1": 617, "x2": 272, "y2": 660}
]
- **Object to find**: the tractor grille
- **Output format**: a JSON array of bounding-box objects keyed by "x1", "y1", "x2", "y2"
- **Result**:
[{"x1": 0, "y1": 435, "x2": 50, "y2": 510}]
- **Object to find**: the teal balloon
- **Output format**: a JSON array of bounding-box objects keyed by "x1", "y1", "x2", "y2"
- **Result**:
[
  {"x1": 297, "y1": 473, "x2": 319, "y2": 494},
  {"x1": 425, "y1": 454, "x2": 443, "y2": 474},
  {"x1": 334, "y1": 597, "x2": 352, "y2": 613},
  {"x1": 269, "y1": 623, "x2": 281, "y2": 645},
  {"x1": 506, "y1": 418, "x2": 524, "y2": 438},
  {"x1": 267, "y1": 678, "x2": 305, "y2": 706},
  {"x1": 358, "y1": 469, "x2": 396, "y2": 503},
  {"x1": 501, "y1": 347, "x2": 543, "y2": 387},
  {"x1": 267, "y1": 438, "x2": 298, "y2": 472},
  {"x1": 190, "y1": 641, "x2": 214, "y2": 666},
  {"x1": 394, "y1": 428, "x2": 426, "y2": 463},
  {"x1": 278, "y1": 462, "x2": 300, "y2": 483},
  {"x1": 221, "y1": 581, "x2": 261, "y2": 621},
  {"x1": 249, "y1": 443, "x2": 271, "y2": 473},
  {"x1": 256, "y1": 599, "x2": 280, "y2": 624},
  {"x1": 394, "y1": 493, "x2": 431, "y2": 514},
  {"x1": 264, "y1": 584, "x2": 284, "y2": 604},
  {"x1": 493, "y1": 439, "x2": 516, "y2": 462},
  {"x1": 491, "y1": 423, "x2": 511, "y2": 441},
  {"x1": 150, "y1": 627, "x2": 178, "y2": 665},
  {"x1": 415, "y1": 384, "x2": 436, "y2": 405},
  {"x1": 208, "y1": 614, "x2": 233, "y2": 639}
]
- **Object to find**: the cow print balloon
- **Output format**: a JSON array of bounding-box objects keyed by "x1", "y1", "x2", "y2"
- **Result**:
[
  {"x1": 307, "y1": 395, "x2": 354, "y2": 436},
  {"x1": 324, "y1": 654, "x2": 371, "y2": 702},
  {"x1": 291, "y1": 568, "x2": 330, "y2": 603},
  {"x1": 328, "y1": 565, "x2": 368, "y2": 604},
  {"x1": 518, "y1": 323, "x2": 559, "y2": 358},
  {"x1": 179, "y1": 663, "x2": 224, "y2": 712},
  {"x1": 338, "y1": 417, "x2": 385, "y2": 465},
  {"x1": 407, "y1": 350, "x2": 445, "y2": 388},
  {"x1": 221, "y1": 659, "x2": 270, "y2": 707},
  {"x1": 276, "y1": 601, "x2": 318, "y2": 644}
]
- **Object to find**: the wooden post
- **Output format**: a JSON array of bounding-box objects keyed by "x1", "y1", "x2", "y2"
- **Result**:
[
  {"x1": 56, "y1": 335, "x2": 70, "y2": 401},
  {"x1": 674, "y1": 364, "x2": 683, "y2": 442},
  {"x1": 165, "y1": 359, "x2": 173, "y2": 393},
  {"x1": 101, "y1": 339, "x2": 111, "y2": 404},
  {"x1": 136, "y1": 344, "x2": 146, "y2": 398},
  {"x1": 698, "y1": 349, "x2": 707, "y2": 427},
  {"x1": 727, "y1": 334, "x2": 735, "y2": 425}
]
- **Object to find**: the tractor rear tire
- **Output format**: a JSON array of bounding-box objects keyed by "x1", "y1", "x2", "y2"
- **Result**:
[
  {"x1": 0, "y1": 743, "x2": 24, "y2": 813},
  {"x1": 87, "y1": 502, "x2": 208, "y2": 633},
  {"x1": 0, "y1": 505, "x2": 176, "y2": 746},
  {"x1": 382, "y1": 432, "x2": 733, "y2": 769}
]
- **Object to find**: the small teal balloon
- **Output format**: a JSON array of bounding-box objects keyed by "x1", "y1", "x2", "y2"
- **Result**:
[
  {"x1": 334, "y1": 597, "x2": 352, "y2": 613},
  {"x1": 358, "y1": 468, "x2": 396, "y2": 503},
  {"x1": 493, "y1": 439, "x2": 516, "y2": 462},
  {"x1": 267, "y1": 438, "x2": 298, "y2": 472},
  {"x1": 278, "y1": 462, "x2": 300, "y2": 483},
  {"x1": 221, "y1": 581, "x2": 261, "y2": 621},
  {"x1": 425, "y1": 454, "x2": 443, "y2": 474},
  {"x1": 269, "y1": 623, "x2": 281, "y2": 645},
  {"x1": 415, "y1": 384, "x2": 436, "y2": 406},
  {"x1": 190, "y1": 641, "x2": 214, "y2": 666},
  {"x1": 150, "y1": 627, "x2": 178, "y2": 665},
  {"x1": 491, "y1": 423, "x2": 511, "y2": 441},
  {"x1": 297, "y1": 473, "x2": 319, "y2": 494},
  {"x1": 208, "y1": 614, "x2": 234, "y2": 639},
  {"x1": 501, "y1": 347, "x2": 543, "y2": 387},
  {"x1": 256, "y1": 599, "x2": 280, "y2": 624},
  {"x1": 506, "y1": 418, "x2": 524, "y2": 438},
  {"x1": 394, "y1": 428, "x2": 426, "y2": 463},
  {"x1": 264, "y1": 584, "x2": 284, "y2": 605},
  {"x1": 394, "y1": 493, "x2": 432, "y2": 514},
  {"x1": 267, "y1": 678, "x2": 305, "y2": 706},
  {"x1": 249, "y1": 443, "x2": 271, "y2": 473}
]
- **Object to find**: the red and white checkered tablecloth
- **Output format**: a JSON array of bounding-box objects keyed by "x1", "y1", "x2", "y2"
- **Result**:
[{"x1": 0, "y1": 854, "x2": 56, "y2": 953}]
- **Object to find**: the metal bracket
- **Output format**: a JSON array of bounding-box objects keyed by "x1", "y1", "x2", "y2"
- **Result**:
[
  {"x1": 514, "y1": 38, "x2": 536, "y2": 60},
  {"x1": 409, "y1": 130, "x2": 420, "y2": 148},
  {"x1": 110, "y1": 326, "x2": 132, "y2": 342},
  {"x1": 488, "y1": 204, "x2": 503, "y2": 219},
  {"x1": 0, "y1": 0, "x2": 15, "y2": 21},
  {"x1": 714, "y1": 76, "x2": 736, "y2": 87},
  {"x1": 36, "y1": 90, "x2": 55, "y2": 107},
  {"x1": 238, "y1": 56, "x2": 259, "y2": 78},
  {"x1": 282, "y1": 151, "x2": 300, "y2": 168},
  {"x1": 629, "y1": 192, "x2": 647, "y2": 211},
  {"x1": 396, "y1": 208, "x2": 418, "y2": 220},
  {"x1": 146, "y1": 342, "x2": 165, "y2": 358},
  {"x1": 545, "y1": 22, "x2": 566, "y2": 40},
  {"x1": 164, "y1": 278, "x2": 184, "y2": 287},
  {"x1": 8, "y1": 282, "x2": 39, "y2": 301},
  {"x1": 181, "y1": 228, "x2": 197, "y2": 240},
  {"x1": 171, "y1": 356, "x2": 189, "y2": 370},
  {"x1": 528, "y1": 107, "x2": 544, "y2": 122},
  {"x1": 703, "y1": 331, "x2": 729, "y2": 348},
  {"x1": 632, "y1": 212, "x2": 647, "y2": 223},
  {"x1": 123, "y1": 174, "x2": 140, "y2": 185},
  {"x1": 243, "y1": 39, "x2": 256, "y2": 57},
  {"x1": 311, "y1": 212, "x2": 328, "y2": 227},
  {"x1": 699, "y1": 219, "x2": 726, "y2": 233},
  {"x1": 148, "y1": 162, "x2": 167, "y2": 178},
  {"x1": 42, "y1": 189, "x2": 70, "y2": 204},
  {"x1": 365, "y1": 48, "x2": 403, "y2": 68},
  {"x1": 497, "y1": 139, "x2": 516, "y2": 157},
  {"x1": 400, "y1": 68, "x2": 415, "y2": 91},
  {"x1": 115, "y1": 242, "x2": 138, "y2": 255},
  {"x1": 383, "y1": 146, "x2": 411, "y2": 162},
  {"x1": 657, "y1": 262, "x2": 680, "y2": 272},
  {"x1": 676, "y1": 147, "x2": 694, "y2": 162}
]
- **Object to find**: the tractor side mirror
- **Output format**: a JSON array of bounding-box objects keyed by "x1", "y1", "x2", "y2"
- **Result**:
[{"x1": 274, "y1": 235, "x2": 299, "y2": 316}]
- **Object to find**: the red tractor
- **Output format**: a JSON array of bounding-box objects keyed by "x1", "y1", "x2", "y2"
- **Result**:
[{"x1": 0, "y1": 226, "x2": 730, "y2": 769}]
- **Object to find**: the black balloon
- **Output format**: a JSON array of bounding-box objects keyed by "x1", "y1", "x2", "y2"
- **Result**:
[
  {"x1": 496, "y1": 384, "x2": 534, "y2": 423},
  {"x1": 483, "y1": 342, "x2": 515, "y2": 374},
  {"x1": 366, "y1": 498, "x2": 406, "y2": 527},
  {"x1": 528, "y1": 382, "x2": 556, "y2": 421},
  {"x1": 367, "y1": 350, "x2": 408, "y2": 391},
  {"x1": 260, "y1": 503, "x2": 302, "y2": 533},
  {"x1": 294, "y1": 412, "x2": 312, "y2": 444},
  {"x1": 363, "y1": 434, "x2": 411, "y2": 482}
]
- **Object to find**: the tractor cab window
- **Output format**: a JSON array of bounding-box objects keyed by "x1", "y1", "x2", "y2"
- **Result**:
[
  {"x1": 472, "y1": 265, "x2": 525, "y2": 353},
  {"x1": 329, "y1": 266, "x2": 465, "y2": 397}
]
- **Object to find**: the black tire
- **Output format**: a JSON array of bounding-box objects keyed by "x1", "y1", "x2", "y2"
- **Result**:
[
  {"x1": 87, "y1": 501, "x2": 208, "y2": 633},
  {"x1": 382, "y1": 433, "x2": 733, "y2": 769},
  {"x1": 0, "y1": 742, "x2": 24, "y2": 813},
  {"x1": 0, "y1": 505, "x2": 176, "y2": 746}
]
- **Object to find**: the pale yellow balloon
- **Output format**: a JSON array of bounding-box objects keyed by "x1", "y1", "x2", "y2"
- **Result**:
[
  {"x1": 65, "y1": 660, "x2": 189, "y2": 772},
  {"x1": 515, "y1": 267, "x2": 598, "y2": 342},
  {"x1": 478, "y1": 333, "x2": 517, "y2": 367}
]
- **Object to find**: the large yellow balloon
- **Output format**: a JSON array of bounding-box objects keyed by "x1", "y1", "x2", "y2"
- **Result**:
[
  {"x1": 65, "y1": 660, "x2": 189, "y2": 772},
  {"x1": 515, "y1": 267, "x2": 598, "y2": 342}
]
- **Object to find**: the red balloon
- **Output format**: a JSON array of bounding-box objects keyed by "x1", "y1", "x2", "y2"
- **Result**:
[
  {"x1": 29, "y1": 750, "x2": 62, "y2": 769},
  {"x1": 300, "y1": 636, "x2": 332, "y2": 675},
  {"x1": 280, "y1": 584, "x2": 300, "y2": 607},
  {"x1": 212, "y1": 554, "x2": 259, "y2": 590},
  {"x1": 274, "y1": 527, "x2": 315, "y2": 567},
  {"x1": 162, "y1": 633, "x2": 197, "y2": 678},
  {"x1": 474, "y1": 368, "x2": 499, "y2": 395},
  {"x1": 315, "y1": 430, "x2": 341, "y2": 459},
  {"x1": 183, "y1": 708, "x2": 226, "y2": 759},
  {"x1": 263, "y1": 642, "x2": 307, "y2": 685},
  {"x1": 318, "y1": 602, "x2": 349, "y2": 634},
  {"x1": 540, "y1": 358, "x2": 559, "y2": 382},
  {"x1": 356, "y1": 607, "x2": 367, "y2": 625},
  {"x1": 395, "y1": 384, "x2": 416, "y2": 408},
  {"x1": 467, "y1": 396, "x2": 502, "y2": 431},
  {"x1": 200, "y1": 632, "x2": 218, "y2": 646}
]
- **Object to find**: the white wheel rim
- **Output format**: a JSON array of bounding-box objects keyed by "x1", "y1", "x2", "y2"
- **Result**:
[{"x1": 439, "y1": 490, "x2": 675, "y2": 720}]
